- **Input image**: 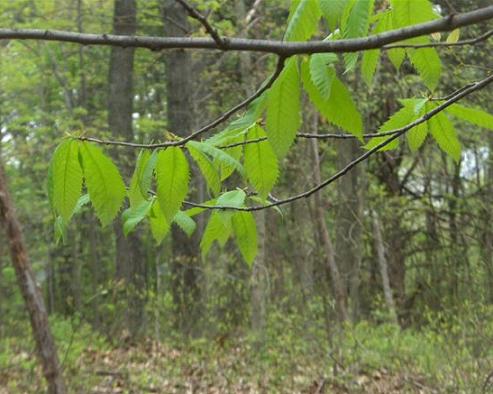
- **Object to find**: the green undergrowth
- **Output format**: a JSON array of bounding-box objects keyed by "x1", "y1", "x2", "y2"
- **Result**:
[{"x1": 1, "y1": 304, "x2": 493, "y2": 393}]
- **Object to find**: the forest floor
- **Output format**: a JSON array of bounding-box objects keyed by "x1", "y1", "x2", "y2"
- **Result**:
[
  {"x1": 0, "y1": 339, "x2": 444, "y2": 393},
  {"x1": 2, "y1": 314, "x2": 493, "y2": 393}
]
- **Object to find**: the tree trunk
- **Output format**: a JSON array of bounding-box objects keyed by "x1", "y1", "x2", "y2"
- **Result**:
[
  {"x1": 483, "y1": 132, "x2": 493, "y2": 302},
  {"x1": 310, "y1": 127, "x2": 348, "y2": 323},
  {"x1": 335, "y1": 139, "x2": 363, "y2": 321},
  {"x1": 0, "y1": 161, "x2": 66, "y2": 394},
  {"x1": 162, "y1": 0, "x2": 201, "y2": 335},
  {"x1": 108, "y1": 0, "x2": 146, "y2": 337},
  {"x1": 251, "y1": 211, "x2": 267, "y2": 343},
  {"x1": 371, "y1": 211, "x2": 398, "y2": 324}
]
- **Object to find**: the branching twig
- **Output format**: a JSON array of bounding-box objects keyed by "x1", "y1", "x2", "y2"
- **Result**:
[
  {"x1": 181, "y1": 74, "x2": 493, "y2": 211},
  {"x1": 175, "y1": 0, "x2": 226, "y2": 48},
  {"x1": 78, "y1": 56, "x2": 285, "y2": 148}
]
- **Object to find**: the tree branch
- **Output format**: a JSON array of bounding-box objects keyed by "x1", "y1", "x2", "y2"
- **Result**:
[{"x1": 1, "y1": 5, "x2": 492, "y2": 55}]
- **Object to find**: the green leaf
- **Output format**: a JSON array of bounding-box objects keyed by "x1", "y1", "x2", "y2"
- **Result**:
[
  {"x1": 301, "y1": 60, "x2": 362, "y2": 137},
  {"x1": 321, "y1": 0, "x2": 349, "y2": 31},
  {"x1": 173, "y1": 211, "x2": 197, "y2": 237},
  {"x1": 447, "y1": 104, "x2": 493, "y2": 130},
  {"x1": 201, "y1": 211, "x2": 231, "y2": 256},
  {"x1": 446, "y1": 29, "x2": 460, "y2": 44},
  {"x1": 187, "y1": 140, "x2": 244, "y2": 178},
  {"x1": 266, "y1": 57, "x2": 301, "y2": 158},
  {"x1": 54, "y1": 216, "x2": 67, "y2": 244},
  {"x1": 364, "y1": 135, "x2": 399, "y2": 151},
  {"x1": 216, "y1": 189, "x2": 246, "y2": 209},
  {"x1": 122, "y1": 199, "x2": 153, "y2": 236},
  {"x1": 80, "y1": 142, "x2": 126, "y2": 226},
  {"x1": 187, "y1": 143, "x2": 221, "y2": 196},
  {"x1": 374, "y1": 10, "x2": 405, "y2": 69},
  {"x1": 244, "y1": 125, "x2": 279, "y2": 199},
  {"x1": 361, "y1": 49, "x2": 379, "y2": 87},
  {"x1": 208, "y1": 95, "x2": 267, "y2": 146},
  {"x1": 50, "y1": 139, "x2": 83, "y2": 222},
  {"x1": 309, "y1": 53, "x2": 337, "y2": 99},
  {"x1": 140, "y1": 150, "x2": 158, "y2": 197},
  {"x1": 361, "y1": 10, "x2": 389, "y2": 86},
  {"x1": 428, "y1": 110, "x2": 461, "y2": 162},
  {"x1": 388, "y1": 47, "x2": 406, "y2": 70},
  {"x1": 408, "y1": 47, "x2": 441, "y2": 91},
  {"x1": 285, "y1": 0, "x2": 321, "y2": 42},
  {"x1": 73, "y1": 194, "x2": 90, "y2": 214},
  {"x1": 343, "y1": 0, "x2": 374, "y2": 72},
  {"x1": 391, "y1": 0, "x2": 436, "y2": 28},
  {"x1": 365, "y1": 99, "x2": 425, "y2": 151},
  {"x1": 407, "y1": 122, "x2": 428, "y2": 152},
  {"x1": 232, "y1": 211, "x2": 257, "y2": 265},
  {"x1": 149, "y1": 200, "x2": 170, "y2": 244},
  {"x1": 156, "y1": 147, "x2": 190, "y2": 222},
  {"x1": 128, "y1": 150, "x2": 151, "y2": 207}
]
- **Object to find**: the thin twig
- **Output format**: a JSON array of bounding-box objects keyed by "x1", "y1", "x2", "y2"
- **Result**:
[
  {"x1": 182, "y1": 74, "x2": 493, "y2": 211},
  {"x1": 78, "y1": 56, "x2": 285, "y2": 148},
  {"x1": 175, "y1": 0, "x2": 226, "y2": 48},
  {"x1": 383, "y1": 28, "x2": 493, "y2": 50}
]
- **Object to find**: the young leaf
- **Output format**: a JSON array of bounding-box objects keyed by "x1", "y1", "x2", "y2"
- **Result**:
[
  {"x1": 187, "y1": 140, "x2": 244, "y2": 177},
  {"x1": 216, "y1": 189, "x2": 247, "y2": 209},
  {"x1": 407, "y1": 122, "x2": 428, "y2": 152},
  {"x1": 201, "y1": 211, "x2": 231, "y2": 256},
  {"x1": 187, "y1": 143, "x2": 221, "y2": 196},
  {"x1": 149, "y1": 199, "x2": 170, "y2": 244},
  {"x1": 285, "y1": 0, "x2": 321, "y2": 42},
  {"x1": 122, "y1": 199, "x2": 153, "y2": 236},
  {"x1": 408, "y1": 47, "x2": 441, "y2": 91},
  {"x1": 232, "y1": 211, "x2": 257, "y2": 265},
  {"x1": 51, "y1": 139, "x2": 83, "y2": 222},
  {"x1": 139, "y1": 150, "x2": 158, "y2": 197},
  {"x1": 80, "y1": 142, "x2": 126, "y2": 226},
  {"x1": 343, "y1": 0, "x2": 374, "y2": 72},
  {"x1": 360, "y1": 10, "x2": 389, "y2": 86},
  {"x1": 54, "y1": 216, "x2": 67, "y2": 244},
  {"x1": 173, "y1": 211, "x2": 197, "y2": 237},
  {"x1": 361, "y1": 49, "x2": 379, "y2": 87},
  {"x1": 365, "y1": 99, "x2": 424, "y2": 151},
  {"x1": 128, "y1": 150, "x2": 151, "y2": 207},
  {"x1": 156, "y1": 147, "x2": 190, "y2": 222},
  {"x1": 266, "y1": 57, "x2": 301, "y2": 158},
  {"x1": 391, "y1": 0, "x2": 436, "y2": 27},
  {"x1": 321, "y1": 0, "x2": 349, "y2": 31},
  {"x1": 244, "y1": 125, "x2": 279, "y2": 199},
  {"x1": 301, "y1": 60, "x2": 362, "y2": 138},
  {"x1": 428, "y1": 111, "x2": 461, "y2": 162},
  {"x1": 446, "y1": 104, "x2": 493, "y2": 130},
  {"x1": 309, "y1": 53, "x2": 337, "y2": 99},
  {"x1": 446, "y1": 29, "x2": 460, "y2": 44}
]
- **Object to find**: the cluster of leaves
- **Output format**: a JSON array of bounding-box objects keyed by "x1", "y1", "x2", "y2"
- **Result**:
[
  {"x1": 48, "y1": 0, "x2": 493, "y2": 265},
  {"x1": 47, "y1": 135, "x2": 265, "y2": 265}
]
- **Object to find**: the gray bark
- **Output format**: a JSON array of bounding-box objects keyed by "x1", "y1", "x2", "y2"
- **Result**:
[
  {"x1": 0, "y1": 161, "x2": 66, "y2": 394},
  {"x1": 335, "y1": 139, "x2": 363, "y2": 321},
  {"x1": 310, "y1": 125, "x2": 348, "y2": 323},
  {"x1": 371, "y1": 211, "x2": 398, "y2": 324}
]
